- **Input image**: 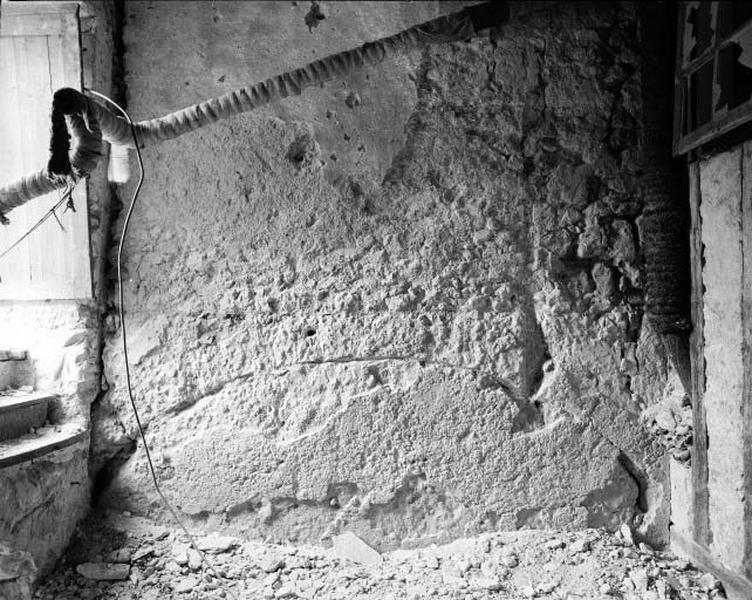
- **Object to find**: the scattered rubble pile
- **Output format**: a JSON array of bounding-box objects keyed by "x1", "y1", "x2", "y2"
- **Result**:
[
  {"x1": 642, "y1": 373, "x2": 694, "y2": 465},
  {"x1": 0, "y1": 543, "x2": 36, "y2": 600},
  {"x1": 31, "y1": 511, "x2": 726, "y2": 600}
]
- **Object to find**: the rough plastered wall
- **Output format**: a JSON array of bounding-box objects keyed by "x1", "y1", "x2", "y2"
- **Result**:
[
  {"x1": 0, "y1": 1, "x2": 116, "y2": 576},
  {"x1": 96, "y1": 1, "x2": 671, "y2": 549}
]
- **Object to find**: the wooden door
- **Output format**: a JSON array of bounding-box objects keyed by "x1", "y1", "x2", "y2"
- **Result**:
[{"x1": 0, "y1": 1, "x2": 91, "y2": 300}]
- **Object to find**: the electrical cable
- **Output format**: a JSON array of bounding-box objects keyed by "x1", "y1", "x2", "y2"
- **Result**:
[
  {"x1": 0, "y1": 181, "x2": 77, "y2": 262},
  {"x1": 87, "y1": 89, "x2": 240, "y2": 600}
]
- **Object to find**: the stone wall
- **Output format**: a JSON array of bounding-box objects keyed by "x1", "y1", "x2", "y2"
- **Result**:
[
  {"x1": 0, "y1": 443, "x2": 89, "y2": 576},
  {"x1": 95, "y1": 1, "x2": 671, "y2": 549},
  {"x1": 0, "y1": 0, "x2": 116, "y2": 577}
]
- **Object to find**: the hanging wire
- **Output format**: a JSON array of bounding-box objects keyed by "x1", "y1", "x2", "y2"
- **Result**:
[
  {"x1": 86, "y1": 89, "x2": 240, "y2": 600},
  {"x1": 0, "y1": 180, "x2": 76, "y2": 262}
]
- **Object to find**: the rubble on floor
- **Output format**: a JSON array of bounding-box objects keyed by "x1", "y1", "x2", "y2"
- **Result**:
[
  {"x1": 0, "y1": 542, "x2": 35, "y2": 600},
  {"x1": 32, "y1": 511, "x2": 726, "y2": 599}
]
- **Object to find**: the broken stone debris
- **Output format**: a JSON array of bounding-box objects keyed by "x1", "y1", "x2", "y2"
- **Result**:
[
  {"x1": 501, "y1": 553, "x2": 519, "y2": 568},
  {"x1": 196, "y1": 534, "x2": 238, "y2": 553},
  {"x1": 187, "y1": 547, "x2": 202, "y2": 570},
  {"x1": 0, "y1": 545, "x2": 35, "y2": 584},
  {"x1": 619, "y1": 523, "x2": 635, "y2": 545},
  {"x1": 34, "y1": 511, "x2": 728, "y2": 600},
  {"x1": 570, "y1": 538, "x2": 590, "y2": 553},
  {"x1": 0, "y1": 544, "x2": 36, "y2": 600},
  {"x1": 642, "y1": 374, "x2": 694, "y2": 465},
  {"x1": 332, "y1": 531, "x2": 383, "y2": 566},
  {"x1": 629, "y1": 566, "x2": 649, "y2": 592},
  {"x1": 131, "y1": 545, "x2": 154, "y2": 561},
  {"x1": 75, "y1": 562, "x2": 130, "y2": 581},
  {"x1": 106, "y1": 548, "x2": 132, "y2": 563},
  {"x1": 256, "y1": 553, "x2": 286, "y2": 573},
  {"x1": 173, "y1": 575, "x2": 198, "y2": 593},
  {"x1": 171, "y1": 541, "x2": 190, "y2": 566}
]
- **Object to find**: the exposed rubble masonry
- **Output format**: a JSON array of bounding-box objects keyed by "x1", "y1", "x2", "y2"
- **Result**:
[{"x1": 94, "y1": 1, "x2": 672, "y2": 550}]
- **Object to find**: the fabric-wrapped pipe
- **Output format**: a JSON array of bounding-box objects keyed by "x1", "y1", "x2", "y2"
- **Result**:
[
  {"x1": 638, "y1": 3, "x2": 691, "y2": 337},
  {"x1": 0, "y1": 92, "x2": 102, "y2": 225},
  {"x1": 0, "y1": 1, "x2": 509, "y2": 223}
]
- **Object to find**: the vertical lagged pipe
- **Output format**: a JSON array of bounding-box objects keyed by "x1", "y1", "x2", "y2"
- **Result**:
[{"x1": 638, "y1": 2, "x2": 691, "y2": 337}]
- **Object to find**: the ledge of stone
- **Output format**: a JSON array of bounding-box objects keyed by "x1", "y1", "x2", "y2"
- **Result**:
[
  {"x1": 0, "y1": 391, "x2": 55, "y2": 443},
  {"x1": 0, "y1": 390, "x2": 54, "y2": 414},
  {"x1": 0, "y1": 350, "x2": 28, "y2": 362},
  {"x1": 0, "y1": 421, "x2": 87, "y2": 469}
]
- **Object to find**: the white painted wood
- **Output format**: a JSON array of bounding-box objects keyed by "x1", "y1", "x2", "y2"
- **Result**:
[
  {"x1": 742, "y1": 140, "x2": 752, "y2": 580},
  {"x1": 699, "y1": 146, "x2": 746, "y2": 572},
  {"x1": 0, "y1": 4, "x2": 91, "y2": 299}
]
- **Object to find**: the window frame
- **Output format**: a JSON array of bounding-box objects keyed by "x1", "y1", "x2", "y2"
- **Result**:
[{"x1": 673, "y1": 1, "x2": 752, "y2": 156}]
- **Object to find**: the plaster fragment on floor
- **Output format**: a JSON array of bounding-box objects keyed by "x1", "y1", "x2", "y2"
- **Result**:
[
  {"x1": 256, "y1": 553, "x2": 286, "y2": 573},
  {"x1": 171, "y1": 541, "x2": 189, "y2": 565},
  {"x1": 196, "y1": 534, "x2": 238, "y2": 553},
  {"x1": 75, "y1": 562, "x2": 129, "y2": 580},
  {"x1": 333, "y1": 531, "x2": 383, "y2": 566},
  {"x1": 187, "y1": 547, "x2": 202, "y2": 570},
  {"x1": 173, "y1": 575, "x2": 198, "y2": 593}
]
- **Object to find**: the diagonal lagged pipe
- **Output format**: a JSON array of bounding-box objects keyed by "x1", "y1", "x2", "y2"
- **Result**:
[{"x1": 0, "y1": 2, "x2": 509, "y2": 224}]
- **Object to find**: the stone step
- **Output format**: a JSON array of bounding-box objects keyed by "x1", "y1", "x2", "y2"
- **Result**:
[
  {"x1": 0, "y1": 421, "x2": 87, "y2": 468},
  {"x1": 0, "y1": 391, "x2": 54, "y2": 443},
  {"x1": 0, "y1": 349, "x2": 27, "y2": 362}
]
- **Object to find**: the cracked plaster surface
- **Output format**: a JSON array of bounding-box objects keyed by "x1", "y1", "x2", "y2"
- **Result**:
[{"x1": 94, "y1": 1, "x2": 670, "y2": 549}]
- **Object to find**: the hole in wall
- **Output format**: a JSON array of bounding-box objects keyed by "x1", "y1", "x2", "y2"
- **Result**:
[
  {"x1": 286, "y1": 133, "x2": 320, "y2": 170},
  {"x1": 325, "y1": 481, "x2": 358, "y2": 510},
  {"x1": 510, "y1": 402, "x2": 545, "y2": 434},
  {"x1": 304, "y1": 1, "x2": 326, "y2": 32},
  {"x1": 617, "y1": 452, "x2": 648, "y2": 514},
  {"x1": 528, "y1": 350, "x2": 552, "y2": 398},
  {"x1": 91, "y1": 440, "x2": 137, "y2": 506}
]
